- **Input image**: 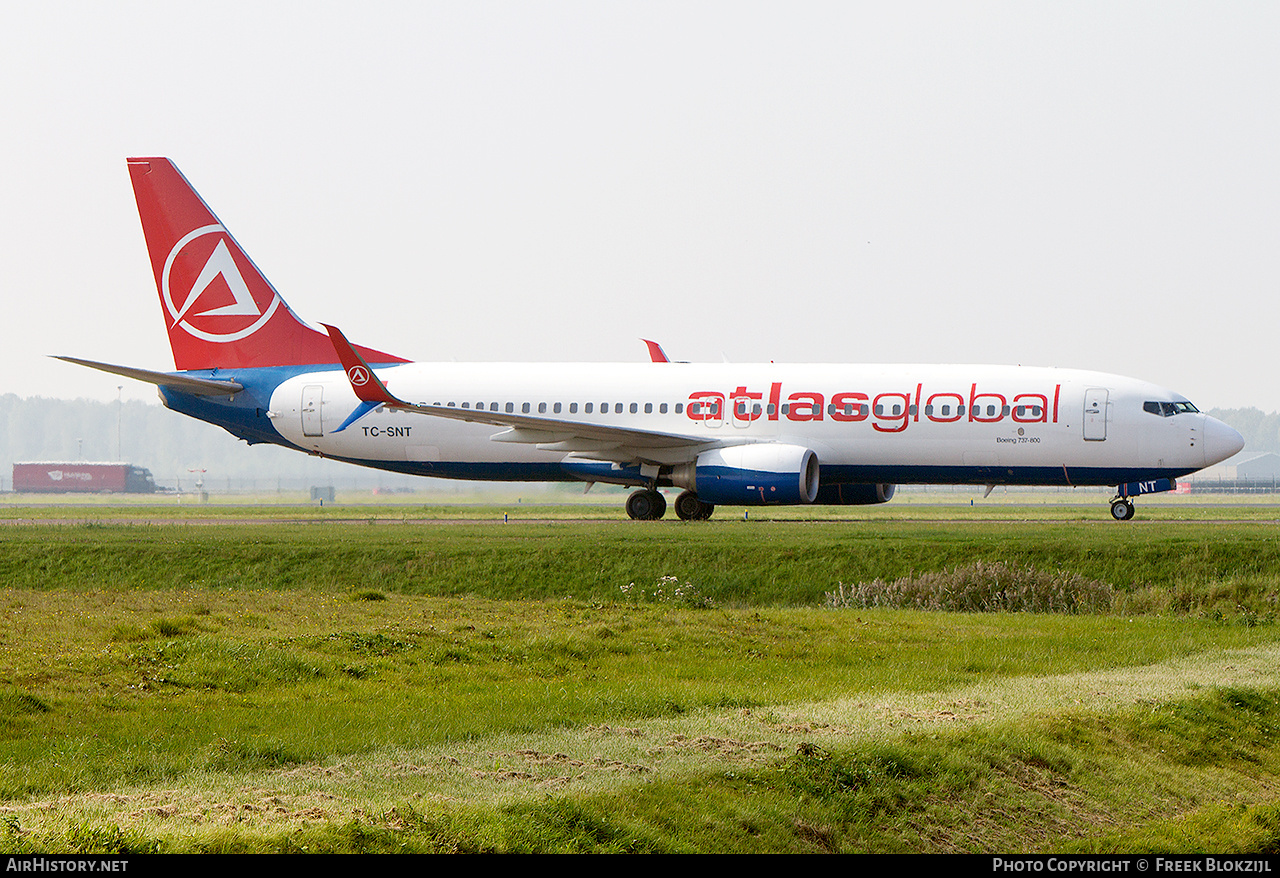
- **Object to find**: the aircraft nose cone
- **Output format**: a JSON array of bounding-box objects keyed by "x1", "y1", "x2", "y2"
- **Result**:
[{"x1": 1202, "y1": 416, "x2": 1245, "y2": 466}]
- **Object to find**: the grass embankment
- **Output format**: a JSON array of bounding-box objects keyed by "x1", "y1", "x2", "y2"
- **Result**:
[
  {"x1": 1, "y1": 518, "x2": 1280, "y2": 851},
  {"x1": 3, "y1": 518, "x2": 1280, "y2": 607}
]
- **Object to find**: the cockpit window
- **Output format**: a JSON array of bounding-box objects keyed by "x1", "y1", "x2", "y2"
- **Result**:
[{"x1": 1144, "y1": 400, "x2": 1200, "y2": 417}]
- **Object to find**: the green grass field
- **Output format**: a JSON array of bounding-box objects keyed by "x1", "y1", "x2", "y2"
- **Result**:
[{"x1": 3, "y1": 504, "x2": 1280, "y2": 852}]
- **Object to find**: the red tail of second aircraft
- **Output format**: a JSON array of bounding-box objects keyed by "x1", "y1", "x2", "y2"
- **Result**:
[{"x1": 127, "y1": 157, "x2": 406, "y2": 372}]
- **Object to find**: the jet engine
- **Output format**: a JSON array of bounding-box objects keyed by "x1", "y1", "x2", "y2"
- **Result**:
[
  {"x1": 814, "y1": 483, "x2": 896, "y2": 505},
  {"x1": 670, "y1": 444, "x2": 820, "y2": 505}
]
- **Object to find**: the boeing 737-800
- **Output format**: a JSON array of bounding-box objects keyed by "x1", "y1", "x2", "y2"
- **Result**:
[{"x1": 59, "y1": 158, "x2": 1244, "y2": 521}]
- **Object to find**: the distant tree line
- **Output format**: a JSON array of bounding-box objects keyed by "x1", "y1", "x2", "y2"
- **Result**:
[{"x1": 0, "y1": 394, "x2": 427, "y2": 491}]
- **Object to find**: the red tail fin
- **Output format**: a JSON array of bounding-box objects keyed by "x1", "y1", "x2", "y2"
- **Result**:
[{"x1": 127, "y1": 157, "x2": 407, "y2": 371}]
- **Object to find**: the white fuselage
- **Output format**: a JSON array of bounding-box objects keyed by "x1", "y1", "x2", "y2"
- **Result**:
[{"x1": 264, "y1": 362, "x2": 1237, "y2": 487}]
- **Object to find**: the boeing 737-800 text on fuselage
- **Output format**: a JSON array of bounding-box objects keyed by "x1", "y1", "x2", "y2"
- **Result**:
[{"x1": 59, "y1": 158, "x2": 1244, "y2": 521}]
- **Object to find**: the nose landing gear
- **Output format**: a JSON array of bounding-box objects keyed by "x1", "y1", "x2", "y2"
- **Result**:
[{"x1": 1109, "y1": 496, "x2": 1136, "y2": 521}]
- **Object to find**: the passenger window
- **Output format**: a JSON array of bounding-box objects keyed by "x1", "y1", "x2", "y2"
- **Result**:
[{"x1": 585, "y1": 403, "x2": 593, "y2": 414}]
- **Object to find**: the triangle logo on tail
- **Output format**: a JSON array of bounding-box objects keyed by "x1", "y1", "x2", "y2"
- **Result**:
[{"x1": 162, "y1": 224, "x2": 281, "y2": 343}]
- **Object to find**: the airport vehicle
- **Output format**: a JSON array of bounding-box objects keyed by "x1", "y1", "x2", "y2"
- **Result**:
[
  {"x1": 59, "y1": 158, "x2": 1244, "y2": 520},
  {"x1": 12, "y1": 462, "x2": 157, "y2": 494}
]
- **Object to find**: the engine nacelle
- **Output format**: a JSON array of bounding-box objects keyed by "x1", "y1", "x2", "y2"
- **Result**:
[
  {"x1": 671, "y1": 444, "x2": 820, "y2": 505},
  {"x1": 814, "y1": 483, "x2": 896, "y2": 505}
]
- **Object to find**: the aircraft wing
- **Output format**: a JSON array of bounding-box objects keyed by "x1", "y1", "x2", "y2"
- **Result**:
[{"x1": 322, "y1": 325, "x2": 720, "y2": 464}]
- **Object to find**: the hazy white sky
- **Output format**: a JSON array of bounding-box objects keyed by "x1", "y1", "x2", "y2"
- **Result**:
[{"x1": 2, "y1": 2, "x2": 1276, "y2": 409}]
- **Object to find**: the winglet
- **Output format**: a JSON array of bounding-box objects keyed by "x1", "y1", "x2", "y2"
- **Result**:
[
  {"x1": 642, "y1": 339, "x2": 670, "y2": 363},
  {"x1": 321, "y1": 324, "x2": 402, "y2": 406}
]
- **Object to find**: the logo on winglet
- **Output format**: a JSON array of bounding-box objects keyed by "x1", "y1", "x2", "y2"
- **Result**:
[
  {"x1": 162, "y1": 224, "x2": 281, "y2": 342},
  {"x1": 347, "y1": 365, "x2": 370, "y2": 386}
]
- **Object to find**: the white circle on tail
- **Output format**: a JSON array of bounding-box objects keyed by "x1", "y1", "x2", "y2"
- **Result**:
[
  {"x1": 347, "y1": 365, "x2": 370, "y2": 386},
  {"x1": 162, "y1": 224, "x2": 281, "y2": 343}
]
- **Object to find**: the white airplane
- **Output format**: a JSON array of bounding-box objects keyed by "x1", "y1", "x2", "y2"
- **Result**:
[{"x1": 60, "y1": 158, "x2": 1244, "y2": 521}]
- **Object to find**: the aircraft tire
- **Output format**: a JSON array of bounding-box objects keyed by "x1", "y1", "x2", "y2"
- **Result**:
[
  {"x1": 674, "y1": 490, "x2": 714, "y2": 521},
  {"x1": 1110, "y1": 498, "x2": 1135, "y2": 522},
  {"x1": 626, "y1": 489, "x2": 666, "y2": 521}
]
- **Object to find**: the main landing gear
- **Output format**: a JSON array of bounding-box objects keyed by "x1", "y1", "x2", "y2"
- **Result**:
[
  {"x1": 673, "y1": 490, "x2": 714, "y2": 521},
  {"x1": 1109, "y1": 496, "x2": 1136, "y2": 521},
  {"x1": 624, "y1": 489, "x2": 715, "y2": 521},
  {"x1": 625, "y1": 489, "x2": 666, "y2": 521}
]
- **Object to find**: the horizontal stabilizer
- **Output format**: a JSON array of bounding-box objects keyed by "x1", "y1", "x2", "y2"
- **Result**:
[{"x1": 53, "y1": 356, "x2": 243, "y2": 395}]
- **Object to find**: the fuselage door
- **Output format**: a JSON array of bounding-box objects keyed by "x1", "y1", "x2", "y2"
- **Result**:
[
  {"x1": 732, "y1": 396, "x2": 760, "y2": 429},
  {"x1": 1083, "y1": 388, "x2": 1108, "y2": 441},
  {"x1": 302, "y1": 384, "x2": 324, "y2": 437},
  {"x1": 688, "y1": 395, "x2": 723, "y2": 429}
]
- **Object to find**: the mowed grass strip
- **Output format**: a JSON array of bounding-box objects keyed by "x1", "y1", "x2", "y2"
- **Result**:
[
  {"x1": 4, "y1": 493, "x2": 1280, "y2": 521},
  {"x1": 0, "y1": 583, "x2": 1276, "y2": 799},
  {"x1": 7, "y1": 638, "x2": 1280, "y2": 853}
]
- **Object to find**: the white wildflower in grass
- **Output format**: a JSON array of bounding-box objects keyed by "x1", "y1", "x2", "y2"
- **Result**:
[{"x1": 621, "y1": 575, "x2": 714, "y2": 609}]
